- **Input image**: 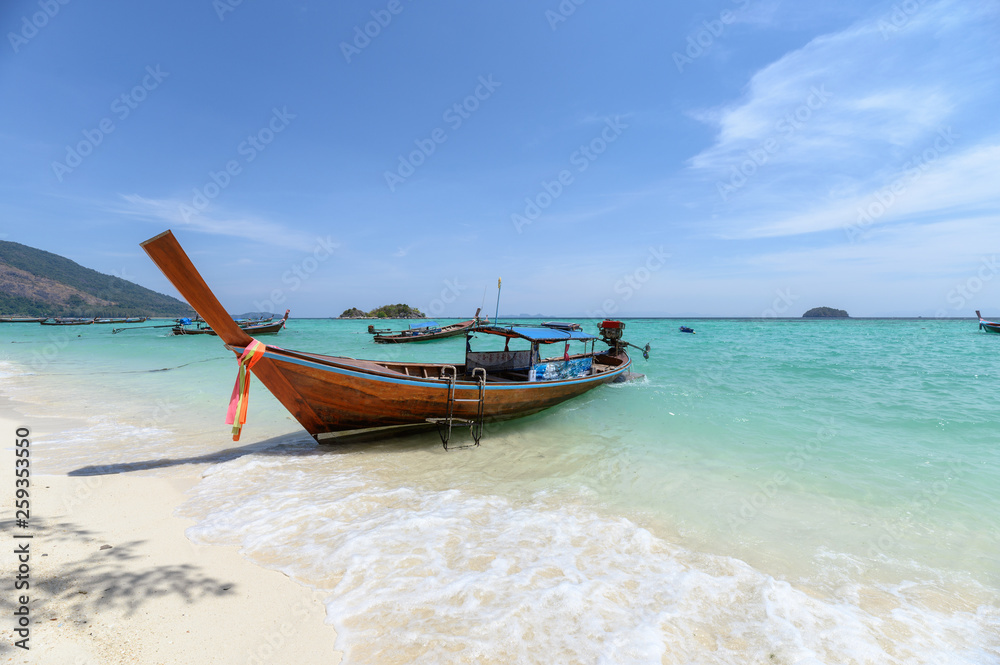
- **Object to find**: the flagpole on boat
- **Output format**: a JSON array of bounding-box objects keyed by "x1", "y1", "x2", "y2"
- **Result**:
[{"x1": 494, "y1": 277, "x2": 501, "y2": 325}]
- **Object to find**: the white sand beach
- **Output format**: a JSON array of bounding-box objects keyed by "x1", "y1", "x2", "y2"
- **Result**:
[{"x1": 0, "y1": 400, "x2": 341, "y2": 665}]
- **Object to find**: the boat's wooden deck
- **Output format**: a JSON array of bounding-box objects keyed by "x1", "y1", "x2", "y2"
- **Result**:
[{"x1": 254, "y1": 346, "x2": 628, "y2": 385}]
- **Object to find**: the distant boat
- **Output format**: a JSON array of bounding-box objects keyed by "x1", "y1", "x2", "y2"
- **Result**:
[
  {"x1": 679, "y1": 326, "x2": 695, "y2": 334},
  {"x1": 976, "y1": 311, "x2": 1000, "y2": 334},
  {"x1": 235, "y1": 315, "x2": 273, "y2": 325},
  {"x1": 94, "y1": 316, "x2": 149, "y2": 324},
  {"x1": 226, "y1": 310, "x2": 289, "y2": 336},
  {"x1": 541, "y1": 321, "x2": 582, "y2": 331},
  {"x1": 39, "y1": 318, "x2": 94, "y2": 326},
  {"x1": 369, "y1": 309, "x2": 484, "y2": 344},
  {"x1": 140, "y1": 230, "x2": 649, "y2": 448},
  {"x1": 0, "y1": 317, "x2": 47, "y2": 323},
  {"x1": 171, "y1": 310, "x2": 289, "y2": 336}
]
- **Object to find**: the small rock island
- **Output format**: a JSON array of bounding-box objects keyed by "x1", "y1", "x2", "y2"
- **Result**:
[
  {"x1": 803, "y1": 307, "x2": 849, "y2": 318},
  {"x1": 339, "y1": 304, "x2": 426, "y2": 319}
]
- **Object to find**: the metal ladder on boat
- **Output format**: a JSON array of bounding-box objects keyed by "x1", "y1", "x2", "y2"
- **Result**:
[{"x1": 427, "y1": 366, "x2": 486, "y2": 450}]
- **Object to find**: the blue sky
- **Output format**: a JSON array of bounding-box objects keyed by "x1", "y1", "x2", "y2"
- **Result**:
[{"x1": 2, "y1": 0, "x2": 998, "y2": 317}]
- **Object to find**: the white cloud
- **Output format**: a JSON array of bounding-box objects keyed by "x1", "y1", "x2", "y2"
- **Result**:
[
  {"x1": 111, "y1": 194, "x2": 324, "y2": 252},
  {"x1": 731, "y1": 140, "x2": 1000, "y2": 239},
  {"x1": 682, "y1": 0, "x2": 1000, "y2": 241}
]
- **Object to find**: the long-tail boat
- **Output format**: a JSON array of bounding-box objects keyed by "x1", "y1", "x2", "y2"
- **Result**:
[
  {"x1": 0, "y1": 317, "x2": 48, "y2": 323},
  {"x1": 141, "y1": 230, "x2": 648, "y2": 448},
  {"x1": 171, "y1": 310, "x2": 289, "y2": 336},
  {"x1": 169, "y1": 318, "x2": 213, "y2": 335},
  {"x1": 976, "y1": 311, "x2": 1000, "y2": 334},
  {"x1": 39, "y1": 318, "x2": 95, "y2": 326},
  {"x1": 369, "y1": 309, "x2": 485, "y2": 344},
  {"x1": 219, "y1": 310, "x2": 289, "y2": 336},
  {"x1": 94, "y1": 316, "x2": 149, "y2": 324}
]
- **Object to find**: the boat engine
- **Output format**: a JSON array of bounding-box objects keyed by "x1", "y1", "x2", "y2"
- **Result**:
[
  {"x1": 598, "y1": 319, "x2": 651, "y2": 360},
  {"x1": 598, "y1": 319, "x2": 625, "y2": 344}
]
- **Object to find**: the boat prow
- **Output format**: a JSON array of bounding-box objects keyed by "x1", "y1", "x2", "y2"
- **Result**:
[{"x1": 976, "y1": 310, "x2": 1000, "y2": 334}]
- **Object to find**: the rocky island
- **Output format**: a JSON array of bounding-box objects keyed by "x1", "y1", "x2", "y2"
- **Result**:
[
  {"x1": 339, "y1": 304, "x2": 426, "y2": 319},
  {"x1": 803, "y1": 307, "x2": 849, "y2": 318}
]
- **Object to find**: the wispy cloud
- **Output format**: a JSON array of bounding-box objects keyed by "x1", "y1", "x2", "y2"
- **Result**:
[
  {"x1": 731, "y1": 140, "x2": 1000, "y2": 239},
  {"x1": 737, "y1": 215, "x2": 1000, "y2": 275},
  {"x1": 110, "y1": 194, "x2": 321, "y2": 251},
  {"x1": 684, "y1": 0, "x2": 1000, "y2": 239}
]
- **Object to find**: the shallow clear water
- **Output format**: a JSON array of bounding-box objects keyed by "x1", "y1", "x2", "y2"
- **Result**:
[{"x1": 3, "y1": 318, "x2": 998, "y2": 664}]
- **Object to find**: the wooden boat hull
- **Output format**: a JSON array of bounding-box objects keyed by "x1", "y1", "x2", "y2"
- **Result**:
[
  {"x1": 373, "y1": 319, "x2": 477, "y2": 344},
  {"x1": 39, "y1": 320, "x2": 94, "y2": 326},
  {"x1": 212, "y1": 319, "x2": 286, "y2": 335},
  {"x1": 0, "y1": 317, "x2": 48, "y2": 323},
  {"x1": 230, "y1": 345, "x2": 631, "y2": 438},
  {"x1": 170, "y1": 326, "x2": 214, "y2": 335}
]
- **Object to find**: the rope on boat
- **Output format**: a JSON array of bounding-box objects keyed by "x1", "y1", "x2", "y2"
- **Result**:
[{"x1": 226, "y1": 339, "x2": 266, "y2": 441}]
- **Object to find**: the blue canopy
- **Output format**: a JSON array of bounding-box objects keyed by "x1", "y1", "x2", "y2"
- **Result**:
[
  {"x1": 409, "y1": 321, "x2": 439, "y2": 330},
  {"x1": 477, "y1": 325, "x2": 596, "y2": 342}
]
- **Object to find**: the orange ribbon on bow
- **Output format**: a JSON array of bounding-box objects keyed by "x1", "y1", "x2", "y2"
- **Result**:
[{"x1": 226, "y1": 339, "x2": 266, "y2": 441}]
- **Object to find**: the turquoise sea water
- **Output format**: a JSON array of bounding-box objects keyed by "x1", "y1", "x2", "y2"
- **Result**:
[{"x1": 2, "y1": 318, "x2": 999, "y2": 664}]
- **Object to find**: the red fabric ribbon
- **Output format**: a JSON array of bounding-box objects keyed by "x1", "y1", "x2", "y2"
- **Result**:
[{"x1": 226, "y1": 339, "x2": 266, "y2": 441}]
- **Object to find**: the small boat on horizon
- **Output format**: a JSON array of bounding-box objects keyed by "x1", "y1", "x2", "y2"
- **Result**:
[
  {"x1": 976, "y1": 311, "x2": 1000, "y2": 334},
  {"x1": 369, "y1": 309, "x2": 485, "y2": 344},
  {"x1": 140, "y1": 230, "x2": 650, "y2": 448},
  {"x1": 679, "y1": 326, "x2": 695, "y2": 334}
]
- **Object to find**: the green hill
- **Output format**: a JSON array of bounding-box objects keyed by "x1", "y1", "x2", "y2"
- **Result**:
[{"x1": 0, "y1": 240, "x2": 193, "y2": 317}]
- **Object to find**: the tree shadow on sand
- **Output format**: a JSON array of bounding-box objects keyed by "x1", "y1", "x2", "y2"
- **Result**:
[{"x1": 1, "y1": 518, "x2": 234, "y2": 620}]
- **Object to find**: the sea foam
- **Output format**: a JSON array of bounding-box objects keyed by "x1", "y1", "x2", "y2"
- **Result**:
[{"x1": 181, "y1": 453, "x2": 1000, "y2": 665}]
